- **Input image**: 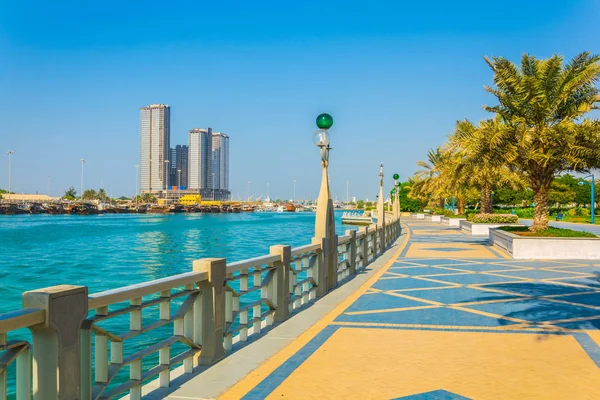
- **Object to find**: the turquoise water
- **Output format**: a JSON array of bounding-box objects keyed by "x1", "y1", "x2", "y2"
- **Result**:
[
  {"x1": 0, "y1": 211, "x2": 353, "y2": 398},
  {"x1": 0, "y1": 211, "x2": 352, "y2": 314}
]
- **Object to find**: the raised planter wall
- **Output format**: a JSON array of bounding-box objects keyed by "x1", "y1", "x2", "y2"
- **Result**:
[
  {"x1": 460, "y1": 220, "x2": 522, "y2": 236},
  {"x1": 431, "y1": 215, "x2": 442, "y2": 222},
  {"x1": 490, "y1": 229, "x2": 600, "y2": 259},
  {"x1": 416, "y1": 213, "x2": 425, "y2": 219},
  {"x1": 441, "y1": 217, "x2": 466, "y2": 227}
]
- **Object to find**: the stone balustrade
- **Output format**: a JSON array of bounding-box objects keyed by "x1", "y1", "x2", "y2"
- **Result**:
[{"x1": 0, "y1": 216, "x2": 401, "y2": 399}]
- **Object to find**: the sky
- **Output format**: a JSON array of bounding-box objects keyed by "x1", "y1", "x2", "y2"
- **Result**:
[{"x1": 1, "y1": 1, "x2": 599, "y2": 201}]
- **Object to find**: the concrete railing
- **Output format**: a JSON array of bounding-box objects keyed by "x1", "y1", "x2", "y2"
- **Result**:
[{"x1": 0, "y1": 217, "x2": 402, "y2": 400}]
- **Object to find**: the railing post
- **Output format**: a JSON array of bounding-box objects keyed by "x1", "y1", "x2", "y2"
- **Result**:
[
  {"x1": 312, "y1": 237, "x2": 328, "y2": 297},
  {"x1": 361, "y1": 227, "x2": 368, "y2": 266},
  {"x1": 270, "y1": 245, "x2": 291, "y2": 322},
  {"x1": 327, "y1": 234, "x2": 338, "y2": 290},
  {"x1": 346, "y1": 230, "x2": 357, "y2": 276},
  {"x1": 22, "y1": 285, "x2": 88, "y2": 400},
  {"x1": 372, "y1": 226, "x2": 378, "y2": 257},
  {"x1": 193, "y1": 258, "x2": 226, "y2": 365}
]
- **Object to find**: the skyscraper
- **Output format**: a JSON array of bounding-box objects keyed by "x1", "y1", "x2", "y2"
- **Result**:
[
  {"x1": 140, "y1": 104, "x2": 171, "y2": 192},
  {"x1": 188, "y1": 128, "x2": 212, "y2": 190},
  {"x1": 212, "y1": 132, "x2": 229, "y2": 191},
  {"x1": 170, "y1": 145, "x2": 189, "y2": 188}
]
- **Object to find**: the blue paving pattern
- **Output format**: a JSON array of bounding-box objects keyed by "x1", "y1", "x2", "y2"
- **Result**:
[
  {"x1": 336, "y1": 257, "x2": 600, "y2": 365},
  {"x1": 394, "y1": 390, "x2": 472, "y2": 399}
]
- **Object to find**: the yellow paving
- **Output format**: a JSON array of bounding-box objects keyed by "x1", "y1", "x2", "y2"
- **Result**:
[{"x1": 221, "y1": 218, "x2": 600, "y2": 400}]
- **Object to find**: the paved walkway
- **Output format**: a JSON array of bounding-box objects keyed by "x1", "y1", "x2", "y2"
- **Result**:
[{"x1": 221, "y1": 218, "x2": 600, "y2": 399}]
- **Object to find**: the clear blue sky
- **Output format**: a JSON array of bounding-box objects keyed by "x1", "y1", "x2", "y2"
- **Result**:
[{"x1": 1, "y1": 1, "x2": 598, "y2": 200}]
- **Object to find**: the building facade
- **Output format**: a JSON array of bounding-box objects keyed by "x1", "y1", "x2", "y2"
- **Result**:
[
  {"x1": 211, "y1": 132, "x2": 229, "y2": 191},
  {"x1": 188, "y1": 128, "x2": 212, "y2": 191},
  {"x1": 170, "y1": 145, "x2": 189, "y2": 188},
  {"x1": 140, "y1": 104, "x2": 171, "y2": 192}
]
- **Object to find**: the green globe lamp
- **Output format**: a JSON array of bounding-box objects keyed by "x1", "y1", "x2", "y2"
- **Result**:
[{"x1": 316, "y1": 113, "x2": 333, "y2": 130}]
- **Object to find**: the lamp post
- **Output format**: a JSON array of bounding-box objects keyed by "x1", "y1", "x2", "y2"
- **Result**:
[
  {"x1": 393, "y1": 173, "x2": 399, "y2": 219},
  {"x1": 312, "y1": 113, "x2": 336, "y2": 293},
  {"x1": 177, "y1": 169, "x2": 182, "y2": 202},
  {"x1": 80, "y1": 159, "x2": 85, "y2": 199},
  {"x1": 579, "y1": 174, "x2": 596, "y2": 224},
  {"x1": 377, "y1": 163, "x2": 385, "y2": 227},
  {"x1": 164, "y1": 160, "x2": 169, "y2": 204},
  {"x1": 7, "y1": 150, "x2": 14, "y2": 203}
]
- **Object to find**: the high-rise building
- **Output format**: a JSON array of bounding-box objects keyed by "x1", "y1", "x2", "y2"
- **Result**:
[
  {"x1": 140, "y1": 104, "x2": 171, "y2": 192},
  {"x1": 212, "y1": 132, "x2": 229, "y2": 191},
  {"x1": 188, "y1": 128, "x2": 212, "y2": 190},
  {"x1": 170, "y1": 145, "x2": 189, "y2": 188}
]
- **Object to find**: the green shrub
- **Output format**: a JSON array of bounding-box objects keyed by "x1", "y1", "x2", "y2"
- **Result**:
[
  {"x1": 465, "y1": 210, "x2": 478, "y2": 220},
  {"x1": 567, "y1": 207, "x2": 591, "y2": 217},
  {"x1": 433, "y1": 208, "x2": 454, "y2": 217},
  {"x1": 471, "y1": 214, "x2": 519, "y2": 224},
  {"x1": 513, "y1": 208, "x2": 534, "y2": 218}
]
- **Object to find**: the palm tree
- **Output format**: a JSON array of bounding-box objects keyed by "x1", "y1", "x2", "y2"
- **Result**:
[
  {"x1": 98, "y1": 188, "x2": 109, "y2": 203},
  {"x1": 448, "y1": 117, "x2": 525, "y2": 214},
  {"x1": 415, "y1": 148, "x2": 446, "y2": 208},
  {"x1": 407, "y1": 175, "x2": 429, "y2": 212},
  {"x1": 484, "y1": 52, "x2": 600, "y2": 230}
]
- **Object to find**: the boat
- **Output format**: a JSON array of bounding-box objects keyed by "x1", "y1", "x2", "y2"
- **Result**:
[
  {"x1": 169, "y1": 204, "x2": 186, "y2": 213},
  {"x1": 275, "y1": 206, "x2": 285, "y2": 213},
  {"x1": 285, "y1": 204, "x2": 296, "y2": 212},
  {"x1": 341, "y1": 211, "x2": 374, "y2": 226},
  {"x1": 147, "y1": 205, "x2": 170, "y2": 214}
]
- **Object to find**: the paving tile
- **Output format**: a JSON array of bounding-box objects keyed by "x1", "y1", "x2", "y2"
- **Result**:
[
  {"x1": 371, "y1": 277, "x2": 454, "y2": 291},
  {"x1": 335, "y1": 306, "x2": 518, "y2": 327},
  {"x1": 402, "y1": 286, "x2": 523, "y2": 305},
  {"x1": 466, "y1": 298, "x2": 600, "y2": 323},
  {"x1": 344, "y1": 292, "x2": 431, "y2": 313}
]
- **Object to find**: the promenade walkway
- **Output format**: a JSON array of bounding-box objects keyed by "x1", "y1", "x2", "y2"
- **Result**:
[{"x1": 220, "y1": 217, "x2": 600, "y2": 399}]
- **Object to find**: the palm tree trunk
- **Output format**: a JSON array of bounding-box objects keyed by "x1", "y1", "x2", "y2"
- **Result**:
[
  {"x1": 531, "y1": 183, "x2": 551, "y2": 231},
  {"x1": 439, "y1": 197, "x2": 444, "y2": 209},
  {"x1": 458, "y1": 198, "x2": 465, "y2": 215},
  {"x1": 480, "y1": 184, "x2": 493, "y2": 214}
]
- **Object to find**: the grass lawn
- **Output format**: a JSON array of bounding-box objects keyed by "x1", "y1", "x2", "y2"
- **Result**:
[
  {"x1": 499, "y1": 226, "x2": 597, "y2": 238},
  {"x1": 555, "y1": 215, "x2": 600, "y2": 225}
]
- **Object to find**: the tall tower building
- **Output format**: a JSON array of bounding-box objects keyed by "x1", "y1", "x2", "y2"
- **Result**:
[
  {"x1": 140, "y1": 104, "x2": 171, "y2": 192},
  {"x1": 188, "y1": 128, "x2": 212, "y2": 190},
  {"x1": 170, "y1": 145, "x2": 189, "y2": 188},
  {"x1": 212, "y1": 132, "x2": 229, "y2": 191}
]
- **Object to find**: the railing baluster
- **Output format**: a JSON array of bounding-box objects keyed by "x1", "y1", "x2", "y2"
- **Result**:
[
  {"x1": 130, "y1": 298, "x2": 143, "y2": 395},
  {"x1": 95, "y1": 306, "x2": 109, "y2": 385},
  {"x1": 130, "y1": 359, "x2": 142, "y2": 400},
  {"x1": 16, "y1": 346, "x2": 30, "y2": 400},
  {"x1": 253, "y1": 267, "x2": 262, "y2": 335},
  {"x1": 224, "y1": 272, "x2": 234, "y2": 351},
  {"x1": 239, "y1": 268, "x2": 248, "y2": 341}
]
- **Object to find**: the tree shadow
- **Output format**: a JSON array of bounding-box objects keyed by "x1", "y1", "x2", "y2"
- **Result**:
[{"x1": 466, "y1": 272, "x2": 600, "y2": 336}]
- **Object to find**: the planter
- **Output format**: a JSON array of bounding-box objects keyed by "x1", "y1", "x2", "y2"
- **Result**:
[
  {"x1": 441, "y1": 217, "x2": 466, "y2": 227},
  {"x1": 425, "y1": 214, "x2": 433, "y2": 221},
  {"x1": 490, "y1": 229, "x2": 600, "y2": 259},
  {"x1": 416, "y1": 213, "x2": 425, "y2": 219},
  {"x1": 431, "y1": 215, "x2": 442, "y2": 222},
  {"x1": 460, "y1": 220, "x2": 523, "y2": 236}
]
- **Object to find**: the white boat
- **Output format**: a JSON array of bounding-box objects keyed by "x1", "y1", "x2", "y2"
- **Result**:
[
  {"x1": 341, "y1": 211, "x2": 374, "y2": 225},
  {"x1": 275, "y1": 206, "x2": 285, "y2": 213}
]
